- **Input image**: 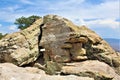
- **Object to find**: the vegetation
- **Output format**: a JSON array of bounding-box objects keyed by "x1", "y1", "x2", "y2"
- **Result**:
[
  {"x1": 0, "y1": 33, "x2": 7, "y2": 40},
  {"x1": 0, "y1": 33, "x2": 3, "y2": 39},
  {"x1": 14, "y1": 15, "x2": 41, "y2": 30}
]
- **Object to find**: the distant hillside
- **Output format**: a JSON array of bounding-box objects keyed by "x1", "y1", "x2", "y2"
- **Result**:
[{"x1": 104, "y1": 38, "x2": 120, "y2": 52}]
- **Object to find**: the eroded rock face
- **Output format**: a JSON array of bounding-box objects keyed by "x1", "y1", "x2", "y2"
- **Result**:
[
  {"x1": 39, "y1": 15, "x2": 90, "y2": 63},
  {"x1": 0, "y1": 63, "x2": 94, "y2": 80},
  {"x1": 0, "y1": 15, "x2": 120, "y2": 78},
  {"x1": 39, "y1": 15, "x2": 120, "y2": 68},
  {"x1": 0, "y1": 63, "x2": 45, "y2": 80},
  {"x1": 0, "y1": 19, "x2": 42, "y2": 66},
  {"x1": 61, "y1": 60, "x2": 120, "y2": 80}
]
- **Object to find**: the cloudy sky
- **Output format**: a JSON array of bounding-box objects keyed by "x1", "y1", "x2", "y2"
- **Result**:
[{"x1": 0, "y1": 0, "x2": 120, "y2": 38}]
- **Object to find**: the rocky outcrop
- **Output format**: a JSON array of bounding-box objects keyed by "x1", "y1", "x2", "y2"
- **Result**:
[
  {"x1": 61, "y1": 60, "x2": 120, "y2": 80},
  {"x1": 0, "y1": 19, "x2": 42, "y2": 66},
  {"x1": 0, "y1": 15, "x2": 119, "y2": 66},
  {"x1": 39, "y1": 15, "x2": 120, "y2": 68},
  {"x1": 0, "y1": 63, "x2": 94, "y2": 80},
  {"x1": 0, "y1": 14, "x2": 120, "y2": 80}
]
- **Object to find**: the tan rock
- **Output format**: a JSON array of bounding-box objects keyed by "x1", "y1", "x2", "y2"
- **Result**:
[
  {"x1": 45, "y1": 61, "x2": 63, "y2": 75},
  {"x1": 61, "y1": 43, "x2": 72, "y2": 49},
  {"x1": 40, "y1": 75, "x2": 94, "y2": 80},
  {"x1": 61, "y1": 60, "x2": 120, "y2": 80},
  {"x1": 78, "y1": 37, "x2": 88, "y2": 43},
  {"x1": 112, "y1": 56, "x2": 120, "y2": 67},
  {"x1": 70, "y1": 44, "x2": 87, "y2": 61},
  {"x1": 0, "y1": 63, "x2": 45, "y2": 80},
  {"x1": 41, "y1": 15, "x2": 119, "y2": 69},
  {"x1": 0, "y1": 63, "x2": 94, "y2": 80},
  {"x1": 0, "y1": 14, "x2": 119, "y2": 76},
  {"x1": 0, "y1": 19, "x2": 43, "y2": 66}
]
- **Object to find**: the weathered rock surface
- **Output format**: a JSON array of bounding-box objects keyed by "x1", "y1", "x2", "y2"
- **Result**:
[
  {"x1": 40, "y1": 75, "x2": 94, "y2": 80},
  {"x1": 0, "y1": 63, "x2": 45, "y2": 80},
  {"x1": 0, "y1": 19, "x2": 42, "y2": 66},
  {"x1": 42, "y1": 15, "x2": 93, "y2": 62},
  {"x1": 61, "y1": 60, "x2": 120, "y2": 80},
  {"x1": 0, "y1": 63, "x2": 94, "y2": 80},
  {"x1": 39, "y1": 15, "x2": 120, "y2": 69},
  {"x1": 0, "y1": 15, "x2": 119, "y2": 67},
  {"x1": 0, "y1": 14, "x2": 120, "y2": 79}
]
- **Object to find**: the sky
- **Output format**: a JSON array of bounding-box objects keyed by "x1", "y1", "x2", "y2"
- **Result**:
[{"x1": 0, "y1": 0, "x2": 120, "y2": 39}]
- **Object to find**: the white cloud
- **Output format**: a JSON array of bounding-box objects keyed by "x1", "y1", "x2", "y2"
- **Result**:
[
  {"x1": 0, "y1": 31, "x2": 7, "y2": 34},
  {"x1": 0, "y1": 24, "x2": 19, "y2": 34},
  {"x1": 73, "y1": 19, "x2": 86, "y2": 26},
  {"x1": 4, "y1": 5, "x2": 20, "y2": 12},
  {"x1": 72, "y1": 18, "x2": 119, "y2": 29},
  {"x1": 85, "y1": 19, "x2": 120, "y2": 29},
  {"x1": 66, "y1": 0, "x2": 118, "y2": 19},
  {"x1": 9, "y1": 25, "x2": 18, "y2": 31},
  {"x1": 0, "y1": 5, "x2": 21, "y2": 22},
  {"x1": 0, "y1": 24, "x2": 2, "y2": 27},
  {"x1": 0, "y1": 24, "x2": 8, "y2": 34},
  {"x1": 0, "y1": 11, "x2": 34, "y2": 22},
  {"x1": 47, "y1": 0, "x2": 85, "y2": 10},
  {"x1": 0, "y1": 0, "x2": 119, "y2": 37},
  {"x1": 20, "y1": 0, "x2": 34, "y2": 5},
  {"x1": 0, "y1": 0, "x2": 119, "y2": 23}
]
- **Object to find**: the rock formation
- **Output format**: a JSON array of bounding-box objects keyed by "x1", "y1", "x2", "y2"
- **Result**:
[
  {"x1": 61, "y1": 60, "x2": 120, "y2": 80},
  {"x1": 0, "y1": 19, "x2": 42, "y2": 66},
  {"x1": 0, "y1": 15, "x2": 120, "y2": 80},
  {"x1": 0, "y1": 63, "x2": 94, "y2": 80}
]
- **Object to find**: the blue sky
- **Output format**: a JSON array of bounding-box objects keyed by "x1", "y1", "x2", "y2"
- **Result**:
[{"x1": 0, "y1": 0, "x2": 120, "y2": 39}]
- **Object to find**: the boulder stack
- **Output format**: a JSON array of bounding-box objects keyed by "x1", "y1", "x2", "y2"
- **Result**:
[{"x1": 0, "y1": 15, "x2": 120, "y2": 80}]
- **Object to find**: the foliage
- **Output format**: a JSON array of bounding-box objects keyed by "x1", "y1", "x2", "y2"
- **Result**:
[
  {"x1": 0, "y1": 33, "x2": 7, "y2": 40},
  {"x1": 14, "y1": 15, "x2": 41, "y2": 30},
  {"x1": 0, "y1": 33, "x2": 3, "y2": 39}
]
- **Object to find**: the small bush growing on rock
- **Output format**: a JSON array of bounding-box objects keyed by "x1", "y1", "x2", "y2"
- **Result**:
[{"x1": 14, "y1": 15, "x2": 41, "y2": 30}]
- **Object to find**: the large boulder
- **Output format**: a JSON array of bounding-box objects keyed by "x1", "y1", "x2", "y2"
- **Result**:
[
  {"x1": 0, "y1": 63, "x2": 45, "y2": 80},
  {"x1": 61, "y1": 60, "x2": 120, "y2": 80},
  {"x1": 0, "y1": 14, "x2": 119, "y2": 75},
  {"x1": 0, "y1": 19, "x2": 42, "y2": 66},
  {"x1": 39, "y1": 15, "x2": 120, "y2": 68},
  {"x1": 40, "y1": 75, "x2": 94, "y2": 80},
  {"x1": 0, "y1": 63, "x2": 94, "y2": 80}
]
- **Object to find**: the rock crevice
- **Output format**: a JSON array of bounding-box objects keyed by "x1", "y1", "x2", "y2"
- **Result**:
[{"x1": 0, "y1": 15, "x2": 120, "y2": 80}]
